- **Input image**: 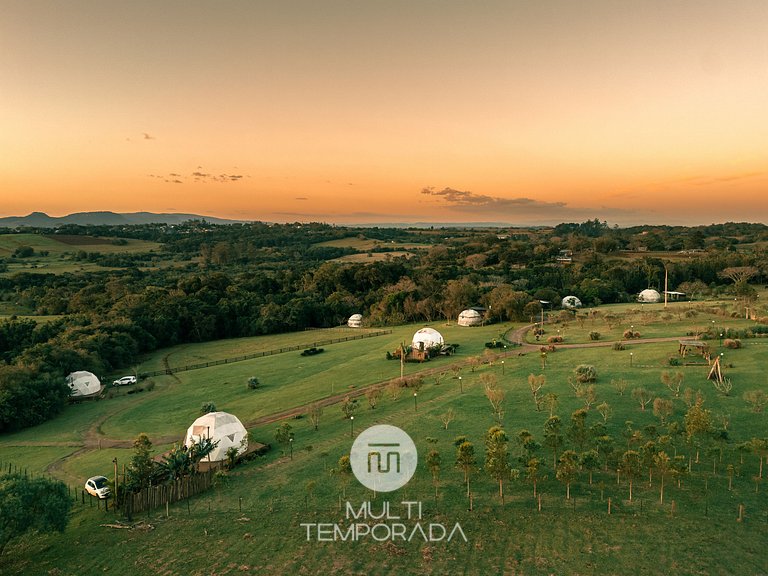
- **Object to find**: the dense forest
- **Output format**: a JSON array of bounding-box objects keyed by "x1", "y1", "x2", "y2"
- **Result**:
[{"x1": 1, "y1": 219, "x2": 767, "y2": 431}]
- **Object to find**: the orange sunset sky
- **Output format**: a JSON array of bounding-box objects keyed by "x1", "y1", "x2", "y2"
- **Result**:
[{"x1": 1, "y1": 1, "x2": 767, "y2": 226}]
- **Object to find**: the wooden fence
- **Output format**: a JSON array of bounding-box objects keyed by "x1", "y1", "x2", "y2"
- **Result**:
[
  {"x1": 140, "y1": 330, "x2": 392, "y2": 378},
  {"x1": 123, "y1": 469, "x2": 215, "y2": 516}
]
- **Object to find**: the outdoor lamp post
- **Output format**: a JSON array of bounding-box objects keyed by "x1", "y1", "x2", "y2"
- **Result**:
[
  {"x1": 630, "y1": 352, "x2": 634, "y2": 367},
  {"x1": 720, "y1": 333, "x2": 723, "y2": 347},
  {"x1": 459, "y1": 376, "x2": 463, "y2": 394},
  {"x1": 349, "y1": 415, "x2": 354, "y2": 438},
  {"x1": 501, "y1": 360, "x2": 505, "y2": 375},
  {"x1": 289, "y1": 436, "x2": 293, "y2": 460},
  {"x1": 413, "y1": 392, "x2": 418, "y2": 412}
]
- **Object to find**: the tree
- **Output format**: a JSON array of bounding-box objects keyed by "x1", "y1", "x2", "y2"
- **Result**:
[
  {"x1": 556, "y1": 450, "x2": 579, "y2": 500},
  {"x1": 275, "y1": 422, "x2": 294, "y2": 456},
  {"x1": 653, "y1": 398, "x2": 674, "y2": 426},
  {"x1": 620, "y1": 450, "x2": 642, "y2": 501},
  {"x1": 335, "y1": 455, "x2": 352, "y2": 498},
  {"x1": 0, "y1": 474, "x2": 71, "y2": 556},
  {"x1": 661, "y1": 371, "x2": 684, "y2": 397},
  {"x1": 525, "y1": 457, "x2": 543, "y2": 498},
  {"x1": 543, "y1": 415, "x2": 563, "y2": 469},
  {"x1": 341, "y1": 396, "x2": 359, "y2": 419},
  {"x1": 685, "y1": 398, "x2": 712, "y2": 464},
  {"x1": 439, "y1": 408, "x2": 455, "y2": 430},
  {"x1": 596, "y1": 402, "x2": 611, "y2": 423},
  {"x1": 484, "y1": 426, "x2": 510, "y2": 503},
  {"x1": 366, "y1": 386, "x2": 383, "y2": 410},
  {"x1": 573, "y1": 364, "x2": 597, "y2": 383},
  {"x1": 528, "y1": 373, "x2": 545, "y2": 410},
  {"x1": 580, "y1": 450, "x2": 600, "y2": 485},
  {"x1": 631, "y1": 387, "x2": 652, "y2": 411},
  {"x1": 595, "y1": 435, "x2": 615, "y2": 471},
  {"x1": 426, "y1": 449, "x2": 442, "y2": 502},
  {"x1": 455, "y1": 441, "x2": 477, "y2": 498},
  {"x1": 484, "y1": 383, "x2": 505, "y2": 422},
  {"x1": 544, "y1": 393, "x2": 559, "y2": 417},
  {"x1": 654, "y1": 451, "x2": 672, "y2": 504},
  {"x1": 567, "y1": 408, "x2": 590, "y2": 452},
  {"x1": 612, "y1": 378, "x2": 628, "y2": 396},
  {"x1": 126, "y1": 433, "x2": 156, "y2": 491},
  {"x1": 308, "y1": 402, "x2": 323, "y2": 431},
  {"x1": 577, "y1": 384, "x2": 597, "y2": 410},
  {"x1": 200, "y1": 401, "x2": 217, "y2": 415}
]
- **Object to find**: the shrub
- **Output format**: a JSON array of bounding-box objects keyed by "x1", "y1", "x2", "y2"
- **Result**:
[
  {"x1": 623, "y1": 329, "x2": 641, "y2": 339},
  {"x1": 547, "y1": 335, "x2": 563, "y2": 344},
  {"x1": 574, "y1": 364, "x2": 597, "y2": 383},
  {"x1": 144, "y1": 380, "x2": 156, "y2": 392},
  {"x1": 200, "y1": 401, "x2": 217, "y2": 415},
  {"x1": 613, "y1": 342, "x2": 625, "y2": 351},
  {"x1": 723, "y1": 338, "x2": 742, "y2": 349},
  {"x1": 589, "y1": 331, "x2": 601, "y2": 341},
  {"x1": 668, "y1": 356, "x2": 681, "y2": 366}
]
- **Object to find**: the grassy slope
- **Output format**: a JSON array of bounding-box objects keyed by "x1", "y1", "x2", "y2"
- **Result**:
[{"x1": 2, "y1": 306, "x2": 768, "y2": 575}]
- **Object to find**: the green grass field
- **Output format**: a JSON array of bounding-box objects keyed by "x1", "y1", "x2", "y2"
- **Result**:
[{"x1": 2, "y1": 305, "x2": 768, "y2": 575}]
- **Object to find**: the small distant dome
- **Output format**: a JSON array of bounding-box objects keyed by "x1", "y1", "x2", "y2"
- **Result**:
[
  {"x1": 412, "y1": 327, "x2": 444, "y2": 350},
  {"x1": 184, "y1": 411, "x2": 248, "y2": 462},
  {"x1": 561, "y1": 296, "x2": 583, "y2": 309},
  {"x1": 458, "y1": 309, "x2": 482, "y2": 326},
  {"x1": 347, "y1": 314, "x2": 363, "y2": 328},
  {"x1": 638, "y1": 289, "x2": 661, "y2": 303},
  {"x1": 66, "y1": 371, "x2": 101, "y2": 397}
]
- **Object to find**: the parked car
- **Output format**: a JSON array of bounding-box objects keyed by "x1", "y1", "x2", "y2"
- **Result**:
[
  {"x1": 112, "y1": 375, "x2": 137, "y2": 387},
  {"x1": 85, "y1": 475, "x2": 110, "y2": 499}
]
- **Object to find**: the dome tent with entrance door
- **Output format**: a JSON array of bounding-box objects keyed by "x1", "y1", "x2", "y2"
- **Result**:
[
  {"x1": 184, "y1": 411, "x2": 248, "y2": 462},
  {"x1": 66, "y1": 371, "x2": 102, "y2": 397},
  {"x1": 412, "y1": 327, "x2": 444, "y2": 351}
]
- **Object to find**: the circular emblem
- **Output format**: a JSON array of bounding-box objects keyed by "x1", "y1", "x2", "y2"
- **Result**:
[{"x1": 350, "y1": 425, "x2": 417, "y2": 492}]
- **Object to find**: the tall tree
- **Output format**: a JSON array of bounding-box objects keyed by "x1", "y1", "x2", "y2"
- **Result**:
[
  {"x1": 455, "y1": 441, "x2": 477, "y2": 498},
  {"x1": 544, "y1": 415, "x2": 563, "y2": 469},
  {"x1": 484, "y1": 426, "x2": 511, "y2": 503},
  {"x1": 620, "y1": 450, "x2": 642, "y2": 501},
  {"x1": 556, "y1": 450, "x2": 579, "y2": 500}
]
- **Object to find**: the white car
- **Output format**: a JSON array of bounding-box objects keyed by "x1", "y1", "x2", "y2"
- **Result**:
[
  {"x1": 85, "y1": 475, "x2": 111, "y2": 499},
  {"x1": 112, "y1": 375, "x2": 137, "y2": 387}
]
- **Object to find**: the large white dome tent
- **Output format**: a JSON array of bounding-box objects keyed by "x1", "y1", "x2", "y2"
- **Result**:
[
  {"x1": 66, "y1": 371, "x2": 102, "y2": 397},
  {"x1": 457, "y1": 309, "x2": 482, "y2": 327},
  {"x1": 184, "y1": 411, "x2": 248, "y2": 462},
  {"x1": 561, "y1": 296, "x2": 583, "y2": 309},
  {"x1": 412, "y1": 327, "x2": 444, "y2": 350},
  {"x1": 347, "y1": 314, "x2": 363, "y2": 328},
  {"x1": 638, "y1": 289, "x2": 662, "y2": 303}
]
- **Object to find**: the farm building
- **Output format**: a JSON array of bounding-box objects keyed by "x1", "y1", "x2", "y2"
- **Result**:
[
  {"x1": 561, "y1": 295, "x2": 582, "y2": 309},
  {"x1": 412, "y1": 327, "x2": 444, "y2": 351},
  {"x1": 347, "y1": 314, "x2": 363, "y2": 328},
  {"x1": 458, "y1": 309, "x2": 482, "y2": 326},
  {"x1": 184, "y1": 411, "x2": 248, "y2": 462},
  {"x1": 66, "y1": 371, "x2": 101, "y2": 397},
  {"x1": 637, "y1": 289, "x2": 662, "y2": 303}
]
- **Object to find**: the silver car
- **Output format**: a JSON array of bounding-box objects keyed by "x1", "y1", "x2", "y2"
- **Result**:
[
  {"x1": 85, "y1": 476, "x2": 111, "y2": 499},
  {"x1": 112, "y1": 375, "x2": 137, "y2": 387}
]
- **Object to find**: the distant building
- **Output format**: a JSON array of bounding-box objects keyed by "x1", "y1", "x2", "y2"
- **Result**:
[
  {"x1": 561, "y1": 295, "x2": 583, "y2": 309},
  {"x1": 458, "y1": 309, "x2": 482, "y2": 326},
  {"x1": 347, "y1": 314, "x2": 363, "y2": 328},
  {"x1": 66, "y1": 371, "x2": 101, "y2": 397},
  {"x1": 638, "y1": 289, "x2": 662, "y2": 303}
]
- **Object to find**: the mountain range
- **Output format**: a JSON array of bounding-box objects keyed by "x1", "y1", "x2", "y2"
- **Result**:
[{"x1": 0, "y1": 211, "x2": 242, "y2": 228}]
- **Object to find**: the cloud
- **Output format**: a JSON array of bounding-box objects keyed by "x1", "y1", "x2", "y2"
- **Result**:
[
  {"x1": 295, "y1": 197, "x2": 308, "y2": 201},
  {"x1": 143, "y1": 133, "x2": 156, "y2": 140},
  {"x1": 150, "y1": 168, "x2": 249, "y2": 185},
  {"x1": 419, "y1": 186, "x2": 654, "y2": 225}
]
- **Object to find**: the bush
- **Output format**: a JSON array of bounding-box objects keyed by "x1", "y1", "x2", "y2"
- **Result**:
[
  {"x1": 668, "y1": 356, "x2": 681, "y2": 366},
  {"x1": 200, "y1": 401, "x2": 217, "y2": 415},
  {"x1": 247, "y1": 376, "x2": 261, "y2": 390},
  {"x1": 144, "y1": 380, "x2": 156, "y2": 392},
  {"x1": 723, "y1": 338, "x2": 742, "y2": 349},
  {"x1": 484, "y1": 341, "x2": 505, "y2": 349},
  {"x1": 623, "y1": 329, "x2": 641, "y2": 339},
  {"x1": 300, "y1": 347, "x2": 325, "y2": 356},
  {"x1": 589, "y1": 331, "x2": 601, "y2": 341},
  {"x1": 573, "y1": 364, "x2": 597, "y2": 383},
  {"x1": 613, "y1": 342, "x2": 625, "y2": 351},
  {"x1": 547, "y1": 335, "x2": 563, "y2": 344}
]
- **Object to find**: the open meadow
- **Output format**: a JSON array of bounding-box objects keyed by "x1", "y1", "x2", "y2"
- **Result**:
[{"x1": 2, "y1": 302, "x2": 768, "y2": 575}]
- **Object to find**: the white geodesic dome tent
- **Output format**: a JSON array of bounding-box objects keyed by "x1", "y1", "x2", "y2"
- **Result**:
[
  {"x1": 184, "y1": 411, "x2": 248, "y2": 462},
  {"x1": 66, "y1": 371, "x2": 101, "y2": 397},
  {"x1": 412, "y1": 327, "x2": 444, "y2": 350},
  {"x1": 561, "y1": 296, "x2": 583, "y2": 309},
  {"x1": 638, "y1": 289, "x2": 662, "y2": 303},
  {"x1": 458, "y1": 309, "x2": 482, "y2": 326},
  {"x1": 347, "y1": 313, "x2": 363, "y2": 328}
]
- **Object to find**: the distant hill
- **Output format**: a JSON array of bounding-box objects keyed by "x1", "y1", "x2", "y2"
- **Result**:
[{"x1": 0, "y1": 211, "x2": 243, "y2": 228}]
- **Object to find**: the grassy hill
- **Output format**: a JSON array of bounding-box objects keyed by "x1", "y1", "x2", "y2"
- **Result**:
[{"x1": 2, "y1": 305, "x2": 768, "y2": 575}]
